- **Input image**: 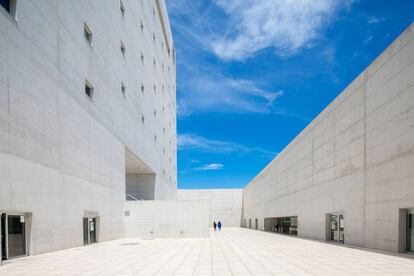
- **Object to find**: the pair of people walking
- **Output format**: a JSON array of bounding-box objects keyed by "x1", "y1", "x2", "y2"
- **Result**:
[{"x1": 213, "y1": 221, "x2": 222, "y2": 231}]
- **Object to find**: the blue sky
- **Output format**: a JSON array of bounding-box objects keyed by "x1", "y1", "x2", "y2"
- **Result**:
[{"x1": 166, "y1": 0, "x2": 414, "y2": 189}]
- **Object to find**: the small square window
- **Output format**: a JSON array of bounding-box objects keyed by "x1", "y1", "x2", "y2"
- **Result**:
[
  {"x1": 1, "y1": 0, "x2": 16, "y2": 18},
  {"x1": 121, "y1": 41, "x2": 126, "y2": 57},
  {"x1": 140, "y1": 52, "x2": 144, "y2": 64},
  {"x1": 121, "y1": 82, "x2": 126, "y2": 95},
  {"x1": 85, "y1": 80, "x2": 94, "y2": 99},
  {"x1": 120, "y1": 0, "x2": 125, "y2": 17},
  {"x1": 84, "y1": 23, "x2": 92, "y2": 45}
]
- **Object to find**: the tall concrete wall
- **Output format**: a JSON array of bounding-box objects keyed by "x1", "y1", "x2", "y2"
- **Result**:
[
  {"x1": 177, "y1": 189, "x2": 243, "y2": 227},
  {"x1": 243, "y1": 22, "x2": 414, "y2": 253},
  {"x1": 0, "y1": 0, "x2": 176, "y2": 255},
  {"x1": 124, "y1": 201, "x2": 210, "y2": 238}
]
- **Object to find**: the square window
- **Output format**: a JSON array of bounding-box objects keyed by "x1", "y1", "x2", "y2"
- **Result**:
[
  {"x1": 121, "y1": 82, "x2": 126, "y2": 95},
  {"x1": 121, "y1": 41, "x2": 126, "y2": 57},
  {"x1": 1, "y1": 0, "x2": 16, "y2": 18},
  {"x1": 120, "y1": 0, "x2": 125, "y2": 17},
  {"x1": 84, "y1": 23, "x2": 92, "y2": 45},
  {"x1": 85, "y1": 80, "x2": 94, "y2": 99}
]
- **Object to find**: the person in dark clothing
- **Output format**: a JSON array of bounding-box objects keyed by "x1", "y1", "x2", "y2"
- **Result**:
[
  {"x1": 217, "y1": 221, "x2": 222, "y2": 231},
  {"x1": 213, "y1": 221, "x2": 217, "y2": 231}
]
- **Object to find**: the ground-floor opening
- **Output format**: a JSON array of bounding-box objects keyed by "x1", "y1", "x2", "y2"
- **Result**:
[
  {"x1": 399, "y1": 208, "x2": 414, "y2": 253},
  {"x1": 83, "y1": 213, "x2": 99, "y2": 246},
  {"x1": 1, "y1": 212, "x2": 30, "y2": 261},
  {"x1": 264, "y1": 216, "x2": 298, "y2": 236},
  {"x1": 326, "y1": 213, "x2": 344, "y2": 243}
]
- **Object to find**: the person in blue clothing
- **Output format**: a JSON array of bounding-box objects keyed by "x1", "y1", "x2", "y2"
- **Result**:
[{"x1": 217, "y1": 221, "x2": 222, "y2": 231}]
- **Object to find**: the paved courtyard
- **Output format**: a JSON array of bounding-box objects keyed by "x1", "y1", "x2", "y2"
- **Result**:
[{"x1": 1, "y1": 228, "x2": 414, "y2": 275}]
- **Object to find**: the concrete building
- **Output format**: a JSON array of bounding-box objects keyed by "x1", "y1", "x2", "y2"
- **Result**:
[
  {"x1": 242, "y1": 22, "x2": 414, "y2": 253},
  {"x1": 0, "y1": 0, "x2": 178, "y2": 260},
  {"x1": 177, "y1": 189, "x2": 243, "y2": 227}
]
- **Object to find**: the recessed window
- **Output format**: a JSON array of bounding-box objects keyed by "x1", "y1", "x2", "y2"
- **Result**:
[
  {"x1": 163, "y1": 169, "x2": 165, "y2": 176},
  {"x1": 140, "y1": 52, "x2": 144, "y2": 64},
  {"x1": 140, "y1": 19, "x2": 144, "y2": 32},
  {"x1": 152, "y1": 7, "x2": 155, "y2": 16},
  {"x1": 1, "y1": 0, "x2": 16, "y2": 18},
  {"x1": 140, "y1": 83, "x2": 144, "y2": 93},
  {"x1": 153, "y1": 84, "x2": 156, "y2": 93},
  {"x1": 120, "y1": 0, "x2": 125, "y2": 17},
  {"x1": 84, "y1": 23, "x2": 92, "y2": 45},
  {"x1": 153, "y1": 110, "x2": 157, "y2": 117},
  {"x1": 162, "y1": 127, "x2": 165, "y2": 133},
  {"x1": 152, "y1": 32, "x2": 156, "y2": 41},
  {"x1": 153, "y1": 58, "x2": 156, "y2": 68},
  {"x1": 154, "y1": 135, "x2": 157, "y2": 142},
  {"x1": 121, "y1": 82, "x2": 126, "y2": 95},
  {"x1": 121, "y1": 41, "x2": 126, "y2": 57},
  {"x1": 141, "y1": 115, "x2": 145, "y2": 125},
  {"x1": 85, "y1": 80, "x2": 94, "y2": 99}
]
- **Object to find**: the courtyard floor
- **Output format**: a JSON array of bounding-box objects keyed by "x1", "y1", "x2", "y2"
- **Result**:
[{"x1": 1, "y1": 228, "x2": 414, "y2": 275}]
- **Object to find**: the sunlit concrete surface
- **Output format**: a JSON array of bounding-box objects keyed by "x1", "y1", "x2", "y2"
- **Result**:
[{"x1": 1, "y1": 228, "x2": 414, "y2": 276}]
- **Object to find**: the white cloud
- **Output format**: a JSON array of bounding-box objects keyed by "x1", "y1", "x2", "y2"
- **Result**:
[
  {"x1": 194, "y1": 163, "x2": 224, "y2": 171},
  {"x1": 178, "y1": 133, "x2": 276, "y2": 157},
  {"x1": 210, "y1": 0, "x2": 350, "y2": 60},
  {"x1": 177, "y1": 74, "x2": 283, "y2": 117}
]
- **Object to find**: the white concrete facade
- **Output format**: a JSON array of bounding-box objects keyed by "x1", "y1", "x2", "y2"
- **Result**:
[
  {"x1": 124, "y1": 200, "x2": 210, "y2": 238},
  {"x1": 242, "y1": 22, "x2": 414, "y2": 253},
  {"x1": 0, "y1": 0, "x2": 176, "y2": 258},
  {"x1": 177, "y1": 189, "x2": 243, "y2": 227}
]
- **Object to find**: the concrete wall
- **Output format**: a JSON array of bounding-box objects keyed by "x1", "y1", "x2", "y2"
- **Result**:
[
  {"x1": 126, "y1": 174, "x2": 156, "y2": 200},
  {"x1": 124, "y1": 201, "x2": 210, "y2": 238},
  {"x1": 0, "y1": 0, "x2": 176, "y2": 256},
  {"x1": 177, "y1": 189, "x2": 243, "y2": 227},
  {"x1": 243, "y1": 22, "x2": 414, "y2": 253}
]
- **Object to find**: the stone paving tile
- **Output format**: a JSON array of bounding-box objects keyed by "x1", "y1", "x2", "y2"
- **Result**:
[{"x1": 1, "y1": 228, "x2": 414, "y2": 275}]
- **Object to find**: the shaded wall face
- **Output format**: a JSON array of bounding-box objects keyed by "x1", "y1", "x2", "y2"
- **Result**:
[
  {"x1": 243, "y1": 23, "x2": 414, "y2": 252},
  {"x1": 126, "y1": 174, "x2": 156, "y2": 200},
  {"x1": 177, "y1": 189, "x2": 243, "y2": 227}
]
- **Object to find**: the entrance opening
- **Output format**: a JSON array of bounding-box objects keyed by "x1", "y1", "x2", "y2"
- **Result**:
[
  {"x1": 249, "y1": 219, "x2": 251, "y2": 229},
  {"x1": 407, "y1": 209, "x2": 414, "y2": 252},
  {"x1": 83, "y1": 217, "x2": 98, "y2": 245},
  {"x1": 1, "y1": 214, "x2": 6, "y2": 260},
  {"x1": 327, "y1": 213, "x2": 344, "y2": 243},
  {"x1": 1, "y1": 213, "x2": 28, "y2": 260},
  {"x1": 255, "y1": 218, "x2": 258, "y2": 230},
  {"x1": 264, "y1": 216, "x2": 298, "y2": 236}
]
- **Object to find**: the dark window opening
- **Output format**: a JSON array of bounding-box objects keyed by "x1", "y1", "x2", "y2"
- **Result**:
[
  {"x1": 85, "y1": 81, "x2": 94, "y2": 99},
  {"x1": 84, "y1": 23, "x2": 92, "y2": 44}
]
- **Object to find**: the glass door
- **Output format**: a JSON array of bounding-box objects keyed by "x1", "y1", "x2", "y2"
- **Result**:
[
  {"x1": 1, "y1": 214, "x2": 6, "y2": 260},
  {"x1": 83, "y1": 217, "x2": 97, "y2": 245},
  {"x1": 407, "y1": 210, "x2": 414, "y2": 252},
  {"x1": 6, "y1": 215, "x2": 26, "y2": 259},
  {"x1": 330, "y1": 214, "x2": 344, "y2": 243}
]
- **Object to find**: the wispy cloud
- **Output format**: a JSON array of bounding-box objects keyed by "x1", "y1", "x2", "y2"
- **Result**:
[
  {"x1": 177, "y1": 74, "x2": 284, "y2": 117},
  {"x1": 194, "y1": 163, "x2": 224, "y2": 171},
  {"x1": 210, "y1": 0, "x2": 351, "y2": 60},
  {"x1": 178, "y1": 133, "x2": 276, "y2": 157},
  {"x1": 367, "y1": 16, "x2": 386, "y2": 25}
]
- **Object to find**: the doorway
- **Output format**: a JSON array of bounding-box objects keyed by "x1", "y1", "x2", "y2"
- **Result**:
[
  {"x1": 1, "y1": 213, "x2": 27, "y2": 260},
  {"x1": 249, "y1": 219, "x2": 251, "y2": 229},
  {"x1": 83, "y1": 217, "x2": 98, "y2": 245},
  {"x1": 407, "y1": 209, "x2": 414, "y2": 252},
  {"x1": 328, "y1": 213, "x2": 344, "y2": 243},
  {"x1": 255, "y1": 218, "x2": 258, "y2": 230}
]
